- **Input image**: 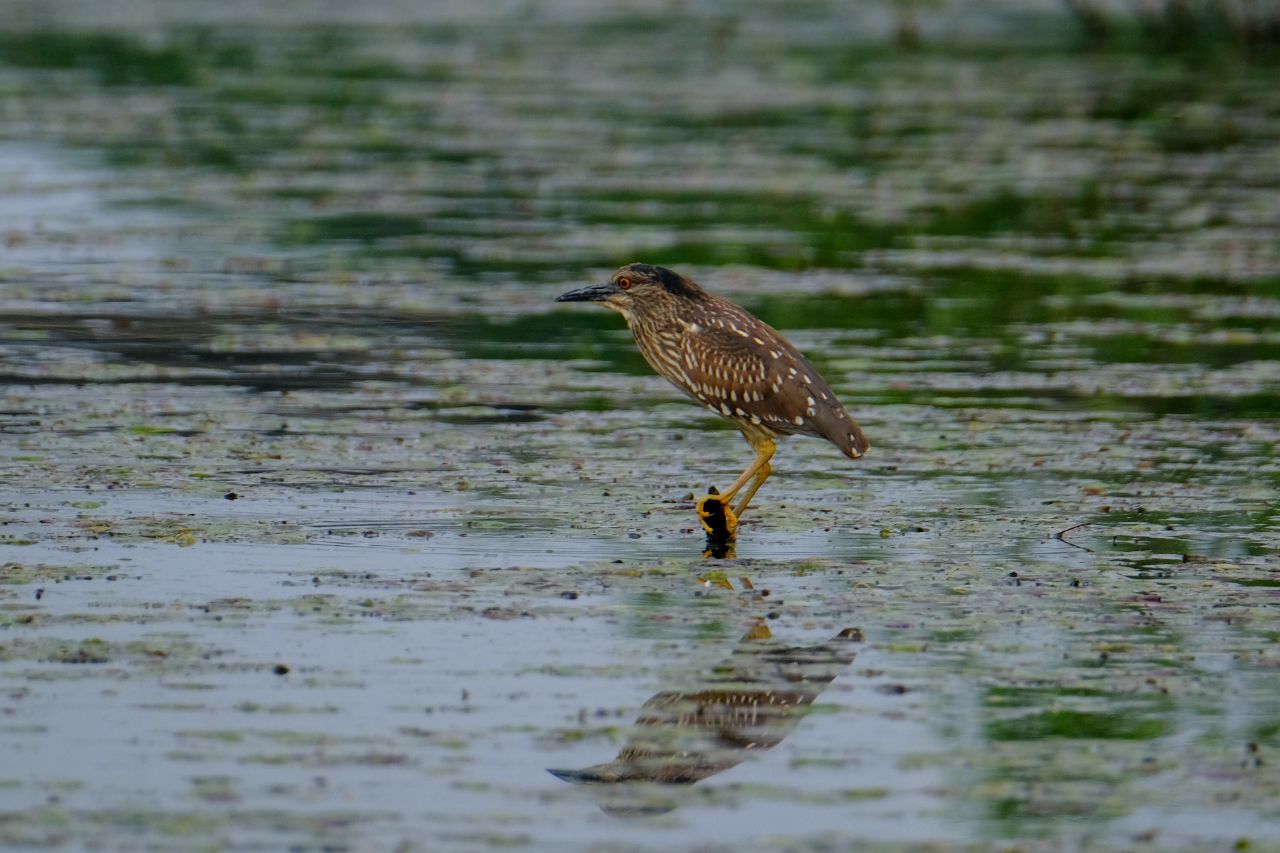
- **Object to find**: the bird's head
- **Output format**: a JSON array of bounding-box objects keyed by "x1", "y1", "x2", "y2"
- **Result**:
[{"x1": 556, "y1": 263, "x2": 705, "y2": 322}]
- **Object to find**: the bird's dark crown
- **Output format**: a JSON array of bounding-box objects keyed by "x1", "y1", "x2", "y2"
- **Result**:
[{"x1": 614, "y1": 263, "x2": 706, "y2": 301}]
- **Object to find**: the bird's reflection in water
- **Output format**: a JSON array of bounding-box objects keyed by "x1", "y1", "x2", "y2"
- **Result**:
[
  {"x1": 702, "y1": 526, "x2": 735, "y2": 559},
  {"x1": 549, "y1": 621, "x2": 861, "y2": 816}
]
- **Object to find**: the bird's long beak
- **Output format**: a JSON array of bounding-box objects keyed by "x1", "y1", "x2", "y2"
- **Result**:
[{"x1": 555, "y1": 282, "x2": 618, "y2": 303}]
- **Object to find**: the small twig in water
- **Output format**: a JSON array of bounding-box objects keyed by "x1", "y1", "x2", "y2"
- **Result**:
[
  {"x1": 1054, "y1": 521, "x2": 1089, "y2": 539},
  {"x1": 1053, "y1": 521, "x2": 1093, "y2": 552}
]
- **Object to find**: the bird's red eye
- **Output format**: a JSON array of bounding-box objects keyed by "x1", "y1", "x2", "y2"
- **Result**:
[{"x1": 617, "y1": 277, "x2": 632, "y2": 290}]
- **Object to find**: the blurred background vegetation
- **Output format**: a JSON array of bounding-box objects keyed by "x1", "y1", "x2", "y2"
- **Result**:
[
  {"x1": 0, "y1": 0, "x2": 1276, "y2": 386},
  {"x1": 1061, "y1": 0, "x2": 1280, "y2": 50}
]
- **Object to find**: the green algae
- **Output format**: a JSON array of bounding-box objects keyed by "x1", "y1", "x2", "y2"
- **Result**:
[{"x1": 0, "y1": 30, "x2": 197, "y2": 85}]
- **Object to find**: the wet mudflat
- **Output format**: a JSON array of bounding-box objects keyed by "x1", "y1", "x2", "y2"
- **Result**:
[{"x1": 1, "y1": 2, "x2": 1279, "y2": 850}]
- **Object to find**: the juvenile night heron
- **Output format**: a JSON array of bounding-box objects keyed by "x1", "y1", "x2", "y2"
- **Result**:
[{"x1": 557, "y1": 263, "x2": 869, "y2": 538}]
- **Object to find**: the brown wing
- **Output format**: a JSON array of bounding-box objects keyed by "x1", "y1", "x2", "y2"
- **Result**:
[{"x1": 676, "y1": 299, "x2": 869, "y2": 459}]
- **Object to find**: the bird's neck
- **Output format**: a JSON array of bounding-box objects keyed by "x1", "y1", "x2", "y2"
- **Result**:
[
  {"x1": 626, "y1": 309, "x2": 688, "y2": 384},
  {"x1": 627, "y1": 308, "x2": 680, "y2": 340}
]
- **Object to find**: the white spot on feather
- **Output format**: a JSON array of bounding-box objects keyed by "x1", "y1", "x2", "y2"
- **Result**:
[{"x1": 793, "y1": 416, "x2": 804, "y2": 426}]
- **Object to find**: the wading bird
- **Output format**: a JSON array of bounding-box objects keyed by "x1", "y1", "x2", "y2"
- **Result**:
[{"x1": 557, "y1": 263, "x2": 868, "y2": 539}]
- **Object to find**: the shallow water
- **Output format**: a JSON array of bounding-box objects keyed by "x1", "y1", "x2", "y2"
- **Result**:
[{"x1": 1, "y1": 2, "x2": 1278, "y2": 850}]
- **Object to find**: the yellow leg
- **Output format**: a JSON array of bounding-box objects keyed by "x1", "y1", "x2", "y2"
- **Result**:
[
  {"x1": 719, "y1": 442, "x2": 775, "y2": 504},
  {"x1": 696, "y1": 435, "x2": 776, "y2": 537},
  {"x1": 733, "y1": 461, "x2": 772, "y2": 518}
]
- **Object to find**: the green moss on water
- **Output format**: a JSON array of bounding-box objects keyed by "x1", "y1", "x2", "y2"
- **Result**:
[
  {"x1": 1086, "y1": 64, "x2": 1207, "y2": 120},
  {"x1": 1066, "y1": 1, "x2": 1280, "y2": 56},
  {"x1": 571, "y1": 190, "x2": 905, "y2": 268},
  {"x1": 103, "y1": 139, "x2": 257, "y2": 171},
  {"x1": 0, "y1": 31, "x2": 196, "y2": 86},
  {"x1": 918, "y1": 370, "x2": 1280, "y2": 418},
  {"x1": 328, "y1": 60, "x2": 412, "y2": 81},
  {"x1": 920, "y1": 184, "x2": 1116, "y2": 240},
  {"x1": 988, "y1": 710, "x2": 1171, "y2": 741},
  {"x1": 432, "y1": 310, "x2": 649, "y2": 372},
  {"x1": 181, "y1": 730, "x2": 244, "y2": 743},
  {"x1": 128, "y1": 424, "x2": 178, "y2": 436},
  {"x1": 51, "y1": 638, "x2": 111, "y2": 665},
  {"x1": 195, "y1": 34, "x2": 256, "y2": 71},
  {"x1": 286, "y1": 213, "x2": 429, "y2": 243},
  {"x1": 552, "y1": 179, "x2": 1226, "y2": 272},
  {"x1": 1251, "y1": 720, "x2": 1280, "y2": 746},
  {"x1": 748, "y1": 291, "x2": 921, "y2": 334},
  {"x1": 207, "y1": 69, "x2": 392, "y2": 112},
  {"x1": 191, "y1": 144, "x2": 240, "y2": 169},
  {"x1": 931, "y1": 267, "x2": 1280, "y2": 299},
  {"x1": 1151, "y1": 110, "x2": 1247, "y2": 153},
  {"x1": 780, "y1": 43, "x2": 903, "y2": 81},
  {"x1": 642, "y1": 225, "x2": 899, "y2": 273}
]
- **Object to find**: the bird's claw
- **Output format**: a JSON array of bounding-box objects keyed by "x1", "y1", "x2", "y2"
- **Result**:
[{"x1": 696, "y1": 488, "x2": 738, "y2": 540}]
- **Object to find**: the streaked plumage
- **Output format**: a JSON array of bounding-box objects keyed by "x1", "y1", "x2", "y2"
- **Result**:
[{"x1": 556, "y1": 262, "x2": 868, "y2": 536}]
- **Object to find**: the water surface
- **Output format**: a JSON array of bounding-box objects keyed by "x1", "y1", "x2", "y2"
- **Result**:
[{"x1": 1, "y1": 3, "x2": 1278, "y2": 850}]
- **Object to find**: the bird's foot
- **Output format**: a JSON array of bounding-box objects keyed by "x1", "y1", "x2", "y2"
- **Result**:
[{"x1": 696, "y1": 486, "x2": 738, "y2": 540}]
